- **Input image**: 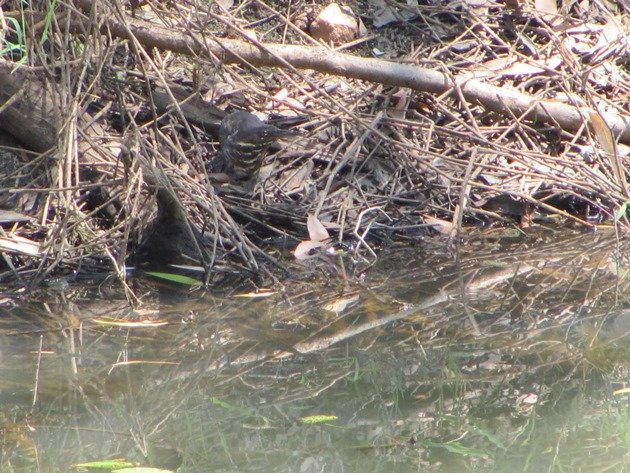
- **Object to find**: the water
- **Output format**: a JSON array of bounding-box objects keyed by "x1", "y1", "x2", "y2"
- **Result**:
[{"x1": 0, "y1": 228, "x2": 628, "y2": 472}]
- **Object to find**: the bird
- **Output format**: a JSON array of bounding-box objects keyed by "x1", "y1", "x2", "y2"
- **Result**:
[
  {"x1": 134, "y1": 184, "x2": 208, "y2": 269},
  {"x1": 209, "y1": 111, "x2": 295, "y2": 183}
]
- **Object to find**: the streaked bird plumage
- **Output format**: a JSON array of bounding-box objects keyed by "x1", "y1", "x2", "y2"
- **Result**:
[{"x1": 210, "y1": 111, "x2": 294, "y2": 181}]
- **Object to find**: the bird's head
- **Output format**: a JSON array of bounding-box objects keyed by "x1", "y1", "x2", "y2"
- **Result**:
[{"x1": 243, "y1": 124, "x2": 294, "y2": 146}]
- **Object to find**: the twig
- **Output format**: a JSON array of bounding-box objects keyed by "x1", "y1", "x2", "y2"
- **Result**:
[{"x1": 353, "y1": 207, "x2": 392, "y2": 263}]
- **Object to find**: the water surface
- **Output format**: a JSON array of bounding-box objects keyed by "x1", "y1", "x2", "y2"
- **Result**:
[{"x1": 1, "y1": 228, "x2": 628, "y2": 472}]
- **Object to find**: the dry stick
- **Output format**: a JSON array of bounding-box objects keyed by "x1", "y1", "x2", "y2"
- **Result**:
[
  {"x1": 174, "y1": 17, "x2": 338, "y2": 268},
  {"x1": 32, "y1": 334, "x2": 43, "y2": 408},
  {"x1": 71, "y1": 6, "x2": 630, "y2": 144},
  {"x1": 353, "y1": 207, "x2": 392, "y2": 262},
  {"x1": 147, "y1": 128, "x2": 253, "y2": 272},
  {"x1": 15, "y1": 9, "x2": 625, "y2": 228},
  {"x1": 404, "y1": 141, "x2": 603, "y2": 227}
]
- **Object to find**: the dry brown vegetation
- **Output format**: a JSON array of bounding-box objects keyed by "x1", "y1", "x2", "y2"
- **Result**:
[{"x1": 0, "y1": 0, "x2": 629, "y2": 290}]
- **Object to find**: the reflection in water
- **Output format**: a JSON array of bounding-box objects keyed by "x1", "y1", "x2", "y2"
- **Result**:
[{"x1": 0, "y1": 229, "x2": 628, "y2": 472}]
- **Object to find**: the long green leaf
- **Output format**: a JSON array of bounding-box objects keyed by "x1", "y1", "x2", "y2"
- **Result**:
[{"x1": 145, "y1": 272, "x2": 203, "y2": 286}]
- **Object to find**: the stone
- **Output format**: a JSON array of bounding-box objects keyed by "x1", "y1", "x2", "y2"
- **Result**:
[{"x1": 310, "y1": 3, "x2": 359, "y2": 45}]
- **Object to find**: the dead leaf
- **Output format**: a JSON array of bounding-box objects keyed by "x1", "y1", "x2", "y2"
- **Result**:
[
  {"x1": 294, "y1": 240, "x2": 326, "y2": 260},
  {"x1": 372, "y1": 3, "x2": 397, "y2": 28},
  {"x1": 295, "y1": 215, "x2": 338, "y2": 260},
  {"x1": 587, "y1": 62, "x2": 618, "y2": 88},
  {"x1": 282, "y1": 160, "x2": 314, "y2": 194},
  {"x1": 310, "y1": 3, "x2": 359, "y2": 45},
  {"x1": 0, "y1": 210, "x2": 30, "y2": 224},
  {"x1": 535, "y1": 0, "x2": 557, "y2": 15},
  {"x1": 553, "y1": 92, "x2": 586, "y2": 106},
  {"x1": 216, "y1": 0, "x2": 234, "y2": 10},
  {"x1": 464, "y1": 0, "x2": 494, "y2": 15},
  {"x1": 470, "y1": 56, "x2": 563, "y2": 79},
  {"x1": 371, "y1": 0, "x2": 418, "y2": 28},
  {"x1": 307, "y1": 214, "x2": 330, "y2": 242},
  {"x1": 389, "y1": 88, "x2": 411, "y2": 119},
  {"x1": 465, "y1": 57, "x2": 512, "y2": 79},
  {"x1": 424, "y1": 216, "x2": 453, "y2": 235},
  {"x1": 500, "y1": 56, "x2": 563, "y2": 77},
  {"x1": 589, "y1": 111, "x2": 616, "y2": 157},
  {"x1": 283, "y1": 97, "x2": 307, "y2": 111},
  {"x1": 357, "y1": 17, "x2": 369, "y2": 37},
  {"x1": 588, "y1": 111, "x2": 626, "y2": 195},
  {"x1": 271, "y1": 88, "x2": 289, "y2": 103}
]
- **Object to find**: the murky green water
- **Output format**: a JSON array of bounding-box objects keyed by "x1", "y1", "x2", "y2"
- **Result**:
[{"x1": 1, "y1": 229, "x2": 628, "y2": 472}]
